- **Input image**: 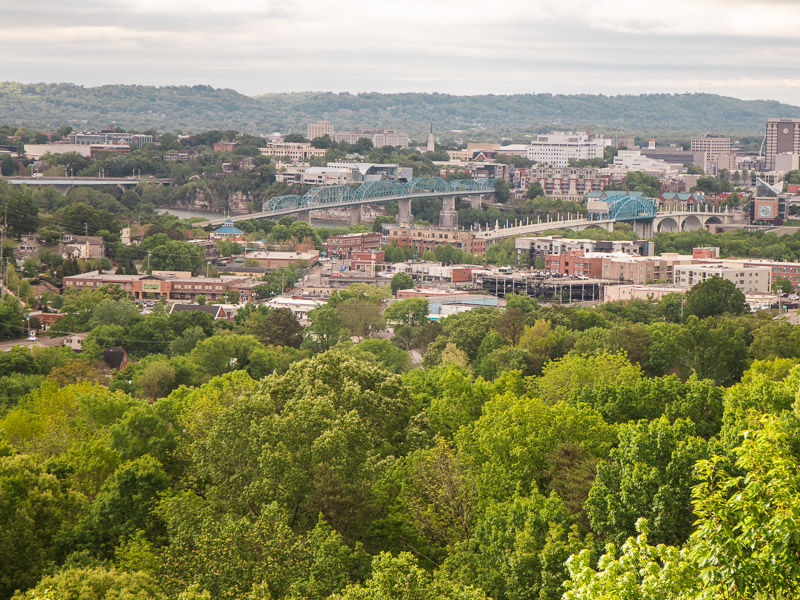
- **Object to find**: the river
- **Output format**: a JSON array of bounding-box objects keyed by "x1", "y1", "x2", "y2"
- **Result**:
[{"x1": 158, "y1": 208, "x2": 361, "y2": 230}]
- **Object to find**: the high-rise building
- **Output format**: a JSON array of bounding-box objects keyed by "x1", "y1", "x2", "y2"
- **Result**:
[
  {"x1": 691, "y1": 135, "x2": 732, "y2": 173},
  {"x1": 765, "y1": 118, "x2": 800, "y2": 170},
  {"x1": 306, "y1": 120, "x2": 334, "y2": 140}
]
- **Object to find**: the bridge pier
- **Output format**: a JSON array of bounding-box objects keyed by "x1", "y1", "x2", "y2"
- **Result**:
[
  {"x1": 398, "y1": 198, "x2": 413, "y2": 226},
  {"x1": 633, "y1": 220, "x2": 654, "y2": 239},
  {"x1": 470, "y1": 195, "x2": 483, "y2": 210},
  {"x1": 297, "y1": 210, "x2": 312, "y2": 224},
  {"x1": 349, "y1": 204, "x2": 362, "y2": 227},
  {"x1": 438, "y1": 195, "x2": 458, "y2": 230}
]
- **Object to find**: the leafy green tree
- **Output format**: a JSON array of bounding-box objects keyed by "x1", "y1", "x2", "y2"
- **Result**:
[
  {"x1": 456, "y1": 392, "x2": 616, "y2": 501},
  {"x1": 563, "y1": 520, "x2": 695, "y2": 600},
  {"x1": 357, "y1": 338, "x2": 411, "y2": 373},
  {"x1": 187, "y1": 333, "x2": 281, "y2": 381},
  {"x1": 772, "y1": 276, "x2": 794, "y2": 294},
  {"x1": 335, "y1": 298, "x2": 384, "y2": 340},
  {"x1": 0, "y1": 454, "x2": 86, "y2": 599},
  {"x1": 684, "y1": 276, "x2": 747, "y2": 319},
  {"x1": 533, "y1": 351, "x2": 642, "y2": 404},
  {"x1": 0, "y1": 295, "x2": 25, "y2": 339},
  {"x1": 690, "y1": 413, "x2": 800, "y2": 599},
  {"x1": 337, "y1": 551, "x2": 488, "y2": 600},
  {"x1": 252, "y1": 307, "x2": 303, "y2": 348},
  {"x1": 526, "y1": 181, "x2": 545, "y2": 199},
  {"x1": 678, "y1": 316, "x2": 749, "y2": 386},
  {"x1": 493, "y1": 179, "x2": 511, "y2": 203},
  {"x1": 11, "y1": 566, "x2": 167, "y2": 600},
  {"x1": 390, "y1": 272, "x2": 414, "y2": 295},
  {"x1": 423, "y1": 309, "x2": 499, "y2": 367},
  {"x1": 306, "y1": 305, "x2": 343, "y2": 352},
  {"x1": 494, "y1": 307, "x2": 526, "y2": 346},
  {"x1": 587, "y1": 417, "x2": 709, "y2": 547},
  {"x1": 73, "y1": 455, "x2": 170, "y2": 557},
  {"x1": 158, "y1": 496, "x2": 305, "y2": 600},
  {"x1": 384, "y1": 297, "x2": 429, "y2": 328}
]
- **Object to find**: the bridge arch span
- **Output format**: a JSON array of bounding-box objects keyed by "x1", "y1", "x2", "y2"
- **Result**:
[
  {"x1": 682, "y1": 215, "x2": 703, "y2": 231},
  {"x1": 657, "y1": 217, "x2": 680, "y2": 232}
]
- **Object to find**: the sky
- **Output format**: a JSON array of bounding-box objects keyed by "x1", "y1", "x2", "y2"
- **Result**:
[{"x1": 3, "y1": 0, "x2": 800, "y2": 104}]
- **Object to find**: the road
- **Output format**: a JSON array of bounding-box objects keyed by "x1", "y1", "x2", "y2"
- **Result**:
[{"x1": 0, "y1": 336, "x2": 68, "y2": 352}]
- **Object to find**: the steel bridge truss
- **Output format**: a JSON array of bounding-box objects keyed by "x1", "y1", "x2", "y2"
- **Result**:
[
  {"x1": 263, "y1": 177, "x2": 495, "y2": 213},
  {"x1": 591, "y1": 192, "x2": 657, "y2": 222}
]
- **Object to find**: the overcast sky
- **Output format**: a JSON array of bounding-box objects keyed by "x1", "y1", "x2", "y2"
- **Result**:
[{"x1": 4, "y1": 0, "x2": 800, "y2": 103}]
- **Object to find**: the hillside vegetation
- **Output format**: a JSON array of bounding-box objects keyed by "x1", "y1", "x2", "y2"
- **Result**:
[{"x1": 2, "y1": 81, "x2": 799, "y2": 138}]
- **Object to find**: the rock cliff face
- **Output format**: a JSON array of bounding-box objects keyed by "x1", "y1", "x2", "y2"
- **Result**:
[{"x1": 227, "y1": 190, "x2": 251, "y2": 214}]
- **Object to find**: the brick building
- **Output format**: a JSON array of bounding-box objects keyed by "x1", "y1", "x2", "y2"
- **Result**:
[
  {"x1": 325, "y1": 232, "x2": 382, "y2": 257},
  {"x1": 63, "y1": 271, "x2": 251, "y2": 302},
  {"x1": 384, "y1": 225, "x2": 487, "y2": 256}
]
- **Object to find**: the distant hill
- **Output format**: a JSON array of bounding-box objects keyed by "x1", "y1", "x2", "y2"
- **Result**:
[{"x1": 2, "y1": 81, "x2": 799, "y2": 140}]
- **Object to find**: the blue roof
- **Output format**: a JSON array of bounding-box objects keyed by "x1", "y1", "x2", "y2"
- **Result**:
[{"x1": 214, "y1": 225, "x2": 244, "y2": 234}]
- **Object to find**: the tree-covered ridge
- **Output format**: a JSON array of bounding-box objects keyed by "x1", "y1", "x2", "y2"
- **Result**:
[{"x1": 2, "y1": 82, "x2": 799, "y2": 136}]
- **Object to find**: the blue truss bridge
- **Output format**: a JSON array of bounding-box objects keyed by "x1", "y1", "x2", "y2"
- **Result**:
[{"x1": 202, "y1": 177, "x2": 496, "y2": 226}]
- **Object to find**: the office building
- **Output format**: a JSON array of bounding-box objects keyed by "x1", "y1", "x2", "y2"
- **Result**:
[
  {"x1": 515, "y1": 235, "x2": 652, "y2": 264},
  {"x1": 673, "y1": 263, "x2": 771, "y2": 294},
  {"x1": 526, "y1": 132, "x2": 609, "y2": 167},
  {"x1": 307, "y1": 120, "x2": 335, "y2": 140},
  {"x1": 765, "y1": 118, "x2": 800, "y2": 170},
  {"x1": 691, "y1": 135, "x2": 732, "y2": 174},
  {"x1": 259, "y1": 143, "x2": 326, "y2": 161},
  {"x1": 333, "y1": 129, "x2": 409, "y2": 148}
]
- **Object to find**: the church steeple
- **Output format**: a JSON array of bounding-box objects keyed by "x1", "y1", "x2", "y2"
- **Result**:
[{"x1": 426, "y1": 122, "x2": 435, "y2": 153}]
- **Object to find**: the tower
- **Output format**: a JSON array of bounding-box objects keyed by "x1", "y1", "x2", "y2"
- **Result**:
[{"x1": 427, "y1": 123, "x2": 435, "y2": 153}]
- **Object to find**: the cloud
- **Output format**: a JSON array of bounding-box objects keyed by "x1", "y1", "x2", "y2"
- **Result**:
[{"x1": 1, "y1": 0, "x2": 798, "y2": 104}]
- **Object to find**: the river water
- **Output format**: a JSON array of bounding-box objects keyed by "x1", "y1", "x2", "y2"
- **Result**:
[{"x1": 157, "y1": 208, "x2": 355, "y2": 229}]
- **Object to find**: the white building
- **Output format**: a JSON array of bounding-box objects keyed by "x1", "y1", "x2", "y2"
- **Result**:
[
  {"x1": 608, "y1": 150, "x2": 682, "y2": 176},
  {"x1": 526, "y1": 132, "x2": 609, "y2": 167},
  {"x1": 673, "y1": 263, "x2": 771, "y2": 294},
  {"x1": 307, "y1": 120, "x2": 335, "y2": 140},
  {"x1": 259, "y1": 143, "x2": 326, "y2": 161},
  {"x1": 301, "y1": 166, "x2": 354, "y2": 186}
]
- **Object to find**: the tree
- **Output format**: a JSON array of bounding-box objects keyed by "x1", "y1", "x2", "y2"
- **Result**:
[
  {"x1": 253, "y1": 307, "x2": 303, "y2": 348},
  {"x1": 336, "y1": 298, "x2": 384, "y2": 340},
  {"x1": 495, "y1": 307, "x2": 526, "y2": 346},
  {"x1": 0, "y1": 295, "x2": 25, "y2": 339},
  {"x1": 384, "y1": 298, "x2": 429, "y2": 328},
  {"x1": 586, "y1": 417, "x2": 709, "y2": 547},
  {"x1": 493, "y1": 180, "x2": 511, "y2": 203},
  {"x1": 391, "y1": 272, "x2": 414, "y2": 295},
  {"x1": 683, "y1": 276, "x2": 747, "y2": 319},
  {"x1": 0, "y1": 454, "x2": 85, "y2": 599},
  {"x1": 306, "y1": 305, "x2": 343, "y2": 352},
  {"x1": 526, "y1": 181, "x2": 545, "y2": 199},
  {"x1": 12, "y1": 566, "x2": 167, "y2": 600},
  {"x1": 75, "y1": 455, "x2": 170, "y2": 557},
  {"x1": 772, "y1": 276, "x2": 794, "y2": 294},
  {"x1": 563, "y1": 520, "x2": 695, "y2": 600},
  {"x1": 336, "y1": 552, "x2": 488, "y2": 600},
  {"x1": 690, "y1": 414, "x2": 800, "y2": 598},
  {"x1": 188, "y1": 333, "x2": 279, "y2": 381},
  {"x1": 533, "y1": 351, "x2": 642, "y2": 405}
]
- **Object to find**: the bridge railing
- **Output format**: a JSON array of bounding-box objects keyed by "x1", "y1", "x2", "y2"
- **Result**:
[{"x1": 262, "y1": 177, "x2": 495, "y2": 213}]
